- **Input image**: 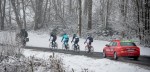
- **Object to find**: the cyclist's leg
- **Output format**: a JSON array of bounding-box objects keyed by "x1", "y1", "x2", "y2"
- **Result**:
[
  {"x1": 89, "y1": 41, "x2": 92, "y2": 52},
  {"x1": 53, "y1": 38, "x2": 56, "y2": 46},
  {"x1": 87, "y1": 42, "x2": 91, "y2": 53},
  {"x1": 77, "y1": 41, "x2": 79, "y2": 49},
  {"x1": 86, "y1": 42, "x2": 89, "y2": 52},
  {"x1": 75, "y1": 41, "x2": 78, "y2": 47},
  {"x1": 66, "y1": 39, "x2": 69, "y2": 47},
  {"x1": 89, "y1": 41, "x2": 91, "y2": 47},
  {"x1": 52, "y1": 39, "x2": 54, "y2": 46},
  {"x1": 73, "y1": 41, "x2": 77, "y2": 50},
  {"x1": 64, "y1": 40, "x2": 67, "y2": 48}
]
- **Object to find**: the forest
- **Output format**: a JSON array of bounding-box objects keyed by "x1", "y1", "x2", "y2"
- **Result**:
[{"x1": 0, "y1": 0, "x2": 150, "y2": 47}]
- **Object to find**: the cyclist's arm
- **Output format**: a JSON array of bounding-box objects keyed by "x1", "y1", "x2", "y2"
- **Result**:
[
  {"x1": 71, "y1": 36, "x2": 75, "y2": 42},
  {"x1": 61, "y1": 37, "x2": 64, "y2": 42},
  {"x1": 84, "y1": 38, "x2": 88, "y2": 43}
]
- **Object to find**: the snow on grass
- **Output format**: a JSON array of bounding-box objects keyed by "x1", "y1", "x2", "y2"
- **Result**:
[
  {"x1": 0, "y1": 31, "x2": 16, "y2": 45},
  {"x1": 26, "y1": 31, "x2": 150, "y2": 56},
  {"x1": 23, "y1": 49, "x2": 150, "y2": 72}
]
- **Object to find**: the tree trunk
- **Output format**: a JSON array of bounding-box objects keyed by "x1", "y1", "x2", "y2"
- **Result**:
[
  {"x1": 22, "y1": 0, "x2": 26, "y2": 29},
  {"x1": 30, "y1": 0, "x2": 35, "y2": 12},
  {"x1": 83, "y1": 0, "x2": 88, "y2": 15},
  {"x1": 0, "y1": 0, "x2": 2, "y2": 30},
  {"x1": 34, "y1": 0, "x2": 43, "y2": 30},
  {"x1": 0, "y1": 0, "x2": 6, "y2": 30},
  {"x1": 78, "y1": 0, "x2": 82, "y2": 37},
  {"x1": 69, "y1": 0, "x2": 72, "y2": 14},
  {"x1": 87, "y1": 0, "x2": 92, "y2": 30},
  {"x1": 11, "y1": 0, "x2": 22, "y2": 30},
  {"x1": 104, "y1": 0, "x2": 110, "y2": 29},
  {"x1": 9, "y1": 0, "x2": 12, "y2": 26}
]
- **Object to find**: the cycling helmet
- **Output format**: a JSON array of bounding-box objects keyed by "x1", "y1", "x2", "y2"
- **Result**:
[
  {"x1": 64, "y1": 33, "x2": 67, "y2": 35},
  {"x1": 87, "y1": 34, "x2": 91, "y2": 37},
  {"x1": 73, "y1": 33, "x2": 76, "y2": 36}
]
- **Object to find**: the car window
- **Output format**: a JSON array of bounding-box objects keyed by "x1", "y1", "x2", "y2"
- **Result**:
[
  {"x1": 112, "y1": 42, "x2": 117, "y2": 46},
  {"x1": 109, "y1": 42, "x2": 114, "y2": 46},
  {"x1": 120, "y1": 42, "x2": 136, "y2": 46}
]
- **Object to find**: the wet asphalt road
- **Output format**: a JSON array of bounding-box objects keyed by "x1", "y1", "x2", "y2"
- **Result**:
[{"x1": 24, "y1": 46, "x2": 150, "y2": 67}]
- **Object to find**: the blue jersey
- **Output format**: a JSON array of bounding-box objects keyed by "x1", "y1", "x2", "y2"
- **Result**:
[{"x1": 61, "y1": 34, "x2": 69, "y2": 42}]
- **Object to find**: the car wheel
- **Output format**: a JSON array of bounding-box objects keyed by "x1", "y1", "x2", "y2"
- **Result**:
[
  {"x1": 133, "y1": 56, "x2": 139, "y2": 60},
  {"x1": 114, "y1": 52, "x2": 118, "y2": 60},
  {"x1": 103, "y1": 51, "x2": 106, "y2": 58}
]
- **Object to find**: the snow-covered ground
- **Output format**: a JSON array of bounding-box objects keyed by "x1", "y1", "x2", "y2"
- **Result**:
[
  {"x1": 26, "y1": 32, "x2": 150, "y2": 56},
  {"x1": 1, "y1": 31, "x2": 150, "y2": 72},
  {"x1": 23, "y1": 49, "x2": 150, "y2": 72}
]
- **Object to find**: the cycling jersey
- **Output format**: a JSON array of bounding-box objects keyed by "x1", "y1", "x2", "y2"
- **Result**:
[
  {"x1": 61, "y1": 34, "x2": 69, "y2": 45},
  {"x1": 85, "y1": 36, "x2": 93, "y2": 45}
]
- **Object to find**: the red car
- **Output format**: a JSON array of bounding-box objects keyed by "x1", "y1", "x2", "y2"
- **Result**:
[{"x1": 103, "y1": 40, "x2": 140, "y2": 60}]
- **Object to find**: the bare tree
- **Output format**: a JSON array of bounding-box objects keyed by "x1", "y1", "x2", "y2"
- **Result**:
[
  {"x1": 34, "y1": 0, "x2": 43, "y2": 30},
  {"x1": 0, "y1": 0, "x2": 2, "y2": 30},
  {"x1": 22, "y1": 0, "x2": 26, "y2": 29},
  {"x1": 69, "y1": 0, "x2": 72, "y2": 14},
  {"x1": 78, "y1": 0, "x2": 82, "y2": 36},
  {"x1": 41, "y1": 0, "x2": 48, "y2": 28},
  {"x1": 11, "y1": 0, "x2": 23, "y2": 30},
  {"x1": 9, "y1": 0, "x2": 12, "y2": 27},
  {"x1": 83, "y1": 0, "x2": 88, "y2": 15},
  {"x1": 87, "y1": 0, "x2": 92, "y2": 30},
  {"x1": 0, "y1": 0, "x2": 6, "y2": 30}
]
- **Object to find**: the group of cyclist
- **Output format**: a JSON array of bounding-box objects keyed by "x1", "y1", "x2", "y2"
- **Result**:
[{"x1": 49, "y1": 31, "x2": 94, "y2": 52}]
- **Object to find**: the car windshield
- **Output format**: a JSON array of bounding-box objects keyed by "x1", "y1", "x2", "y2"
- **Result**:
[{"x1": 120, "y1": 42, "x2": 136, "y2": 46}]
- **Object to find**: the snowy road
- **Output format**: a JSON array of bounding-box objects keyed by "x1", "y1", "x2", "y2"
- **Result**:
[{"x1": 24, "y1": 46, "x2": 150, "y2": 66}]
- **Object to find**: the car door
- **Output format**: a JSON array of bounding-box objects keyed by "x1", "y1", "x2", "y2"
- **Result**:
[
  {"x1": 105, "y1": 42, "x2": 113, "y2": 56},
  {"x1": 109, "y1": 42, "x2": 117, "y2": 56}
]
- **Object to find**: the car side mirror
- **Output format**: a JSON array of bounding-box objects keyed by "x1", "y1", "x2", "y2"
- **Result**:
[{"x1": 105, "y1": 44, "x2": 110, "y2": 47}]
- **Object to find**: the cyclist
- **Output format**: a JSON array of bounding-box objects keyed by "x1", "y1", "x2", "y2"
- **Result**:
[
  {"x1": 20, "y1": 29, "x2": 28, "y2": 38},
  {"x1": 49, "y1": 32, "x2": 57, "y2": 47},
  {"x1": 61, "y1": 33, "x2": 69, "y2": 48},
  {"x1": 84, "y1": 34, "x2": 93, "y2": 53},
  {"x1": 21, "y1": 29, "x2": 28, "y2": 45},
  {"x1": 71, "y1": 34, "x2": 79, "y2": 47}
]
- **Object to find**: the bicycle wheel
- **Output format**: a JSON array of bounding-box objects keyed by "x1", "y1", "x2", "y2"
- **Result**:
[
  {"x1": 71, "y1": 44, "x2": 75, "y2": 50},
  {"x1": 49, "y1": 42, "x2": 52, "y2": 48},
  {"x1": 85, "y1": 46, "x2": 88, "y2": 51},
  {"x1": 62, "y1": 44, "x2": 65, "y2": 49},
  {"x1": 76, "y1": 45, "x2": 80, "y2": 51},
  {"x1": 66, "y1": 44, "x2": 70, "y2": 50},
  {"x1": 54, "y1": 42, "x2": 58, "y2": 49},
  {"x1": 91, "y1": 46, "x2": 94, "y2": 52}
]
